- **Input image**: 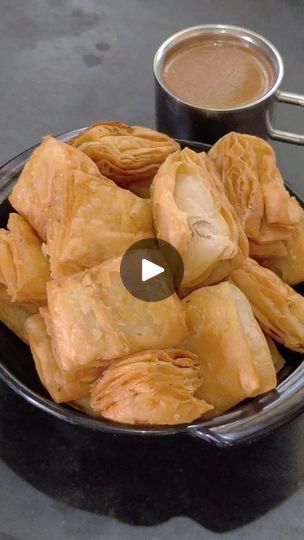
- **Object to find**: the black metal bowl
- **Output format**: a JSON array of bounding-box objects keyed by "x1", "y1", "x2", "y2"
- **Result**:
[{"x1": 0, "y1": 128, "x2": 303, "y2": 447}]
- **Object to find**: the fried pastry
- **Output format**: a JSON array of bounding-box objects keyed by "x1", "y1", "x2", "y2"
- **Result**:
[
  {"x1": 257, "y1": 221, "x2": 304, "y2": 285},
  {"x1": 151, "y1": 147, "x2": 248, "y2": 287},
  {"x1": 127, "y1": 179, "x2": 152, "y2": 198},
  {"x1": 230, "y1": 258, "x2": 304, "y2": 352},
  {"x1": 46, "y1": 168, "x2": 153, "y2": 278},
  {"x1": 90, "y1": 349, "x2": 213, "y2": 425},
  {"x1": 0, "y1": 285, "x2": 37, "y2": 343},
  {"x1": 9, "y1": 136, "x2": 101, "y2": 240},
  {"x1": 0, "y1": 213, "x2": 50, "y2": 302},
  {"x1": 46, "y1": 257, "x2": 188, "y2": 372},
  {"x1": 68, "y1": 121, "x2": 180, "y2": 186},
  {"x1": 71, "y1": 396, "x2": 100, "y2": 417},
  {"x1": 249, "y1": 239, "x2": 288, "y2": 259},
  {"x1": 265, "y1": 335, "x2": 285, "y2": 374},
  {"x1": 25, "y1": 311, "x2": 105, "y2": 403},
  {"x1": 209, "y1": 133, "x2": 302, "y2": 256},
  {"x1": 182, "y1": 282, "x2": 276, "y2": 416}
]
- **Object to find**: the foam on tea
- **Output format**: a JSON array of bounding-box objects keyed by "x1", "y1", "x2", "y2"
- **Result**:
[{"x1": 162, "y1": 36, "x2": 275, "y2": 109}]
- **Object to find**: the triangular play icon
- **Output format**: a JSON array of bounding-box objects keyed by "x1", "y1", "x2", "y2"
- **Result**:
[{"x1": 141, "y1": 258, "x2": 165, "y2": 282}]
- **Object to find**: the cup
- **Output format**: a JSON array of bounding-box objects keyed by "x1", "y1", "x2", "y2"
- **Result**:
[{"x1": 153, "y1": 25, "x2": 304, "y2": 145}]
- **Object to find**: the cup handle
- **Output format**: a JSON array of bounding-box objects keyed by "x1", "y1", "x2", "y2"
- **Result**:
[{"x1": 267, "y1": 90, "x2": 304, "y2": 144}]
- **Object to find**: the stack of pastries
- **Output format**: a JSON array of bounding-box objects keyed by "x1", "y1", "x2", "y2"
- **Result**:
[{"x1": 1, "y1": 123, "x2": 304, "y2": 426}]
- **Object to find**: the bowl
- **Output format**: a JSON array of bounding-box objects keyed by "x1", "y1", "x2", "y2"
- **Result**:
[{"x1": 1, "y1": 128, "x2": 304, "y2": 447}]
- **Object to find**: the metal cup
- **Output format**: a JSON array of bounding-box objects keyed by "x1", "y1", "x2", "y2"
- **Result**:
[{"x1": 154, "y1": 25, "x2": 304, "y2": 145}]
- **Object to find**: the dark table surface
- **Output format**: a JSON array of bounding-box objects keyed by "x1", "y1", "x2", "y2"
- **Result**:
[{"x1": 1, "y1": 1, "x2": 304, "y2": 539}]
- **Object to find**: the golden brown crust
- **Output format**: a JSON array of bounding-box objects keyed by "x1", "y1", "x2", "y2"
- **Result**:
[
  {"x1": 151, "y1": 147, "x2": 248, "y2": 287},
  {"x1": 9, "y1": 136, "x2": 101, "y2": 240},
  {"x1": 0, "y1": 285, "x2": 38, "y2": 343},
  {"x1": 256, "y1": 220, "x2": 304, "y2": 285},
  {"x1": 230, "y1": 258, "x2": 304, "y2": 351},
  {"x1": 0, "y1": 214, "x2": 50, "y2": 302},
  {"x1": 90, "y1": 348, "x2": 213, "y2": 425},
  {"x1": 126, "y1": 179, "x2": 152, "y2": 198},
  {"x1": 71, "y1": 396, "x2": 100, "y2": 417},
  {"x1": 46, "y1": 168, "x2": 153, "y2": 279},
  {"x1": 25, "y1": 312, "x2": 105, "y2": 403},
  {"x1": 264, "y1": 335, "x2": 285, "y2": 374},
  {"x1": 182, "y1": 282, "x2": 276, "y2": 416},
  {"x1": 209, "y1": 133, "x2": 303, "y2": 255},
  {"x1": 69, "y1": 121, "x2": 180, "y2": 185},
  {"x1": 46, "y1": 257, "x2": 188, "y2": 372}
]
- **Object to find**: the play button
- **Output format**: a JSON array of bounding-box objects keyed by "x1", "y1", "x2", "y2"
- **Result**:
[
  {"x1": 142, "y1": 259, "x2": 164, "y2": 282},
  {"x1": 120, "y1": 238, "x2": 184, "y2": 302}
]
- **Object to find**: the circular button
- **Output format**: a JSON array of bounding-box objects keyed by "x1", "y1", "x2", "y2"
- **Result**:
[{"x1": 120, "y1": 238, "x2": 184, "y2": 302}]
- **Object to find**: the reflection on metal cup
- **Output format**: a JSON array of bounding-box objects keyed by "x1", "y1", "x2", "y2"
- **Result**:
[{"x1": 154, "y1": 25, "x2": 304, "y2": 145}]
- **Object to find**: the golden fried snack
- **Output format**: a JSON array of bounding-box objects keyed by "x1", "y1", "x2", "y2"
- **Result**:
[
  {"x1": 46, "y1": 257, "x2": 188, "y2": 373},
  {"x1": 257, "y1": 221, "x2": 304, "y2": 285},
  {"x1": 9, "y1": 136, "x2": 101, "y2": 240},
  {"x1": 209, "y1": 133, "x2": 302, "y2": 255},
  {"x1": 25, "y1": 312, "x2": 104, "y2": 403},
  {"x1": 151, "y1": 147, "x2": 248, "y2": 287},
  {"x1": 0, "y1": 213, "x2": 50, "y2": 302},
  {"x1": 0, "y1": 285, "x2": 37, "y2": 343},
  {"x1": 182, "y1": 282, "x2": 276, "y2": 416},
  {"x1": 249, "y1": 239, "x2": 288, "y2": 259},
  {"x1": 127, "y1": 179, "x2": 152, "y2": 198},
  {"x1": 46, "y1": 169, "x2": 153, "y2": 278},
  {"x1": 71, "y1": 397, "x2": 100, "y2": 417},
  {"x1": 265, "y1": 335, "x2": 285, "y2": 374},
  {"x1": 230, "y1": 258, "x2": 304, "y2": 352},
  {"x1": 0, "y1": 230, "x2": 15, "y2": 285},
  {"x1": 90, "y1": 349, "x2": 213, "y2": 425},
  {"x1": 68, "y1": 121, "x2": 180, "y2": 186}
]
